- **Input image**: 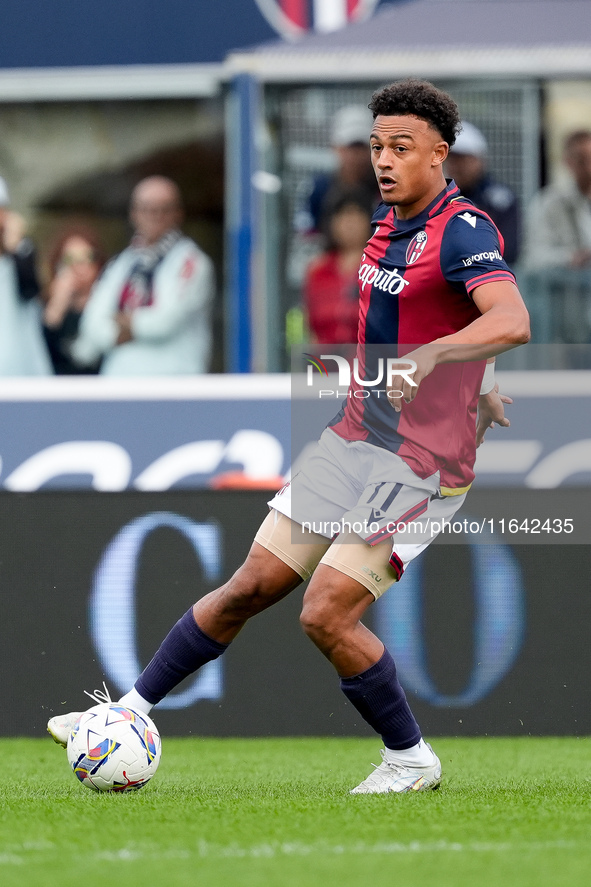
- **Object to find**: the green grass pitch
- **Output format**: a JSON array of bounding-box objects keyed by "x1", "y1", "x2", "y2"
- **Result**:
[{"x1": 0, "y1": 736, "x2": 589, "y2": 887}]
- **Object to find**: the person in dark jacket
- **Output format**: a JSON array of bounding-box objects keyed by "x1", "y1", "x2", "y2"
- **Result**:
[
  {"x1": 42, "y1": 226, "x2": 106, "y2": 374},
  {"x1": 445, "y1": 121, "x2": 520, "y2": 265}
]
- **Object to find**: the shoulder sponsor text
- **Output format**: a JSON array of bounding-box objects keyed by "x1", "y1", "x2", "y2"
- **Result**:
[{"x1": 462, "y1": 249, "x2": 502, "y2": 267}]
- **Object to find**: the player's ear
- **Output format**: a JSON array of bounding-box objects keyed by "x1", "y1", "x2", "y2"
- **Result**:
[{"x1": 432, "y1": 141, "x2": 449, "y2": 167}]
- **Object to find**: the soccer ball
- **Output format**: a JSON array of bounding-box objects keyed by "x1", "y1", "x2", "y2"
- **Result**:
[{"x1": 66, "y1": 703, "x2": 161, "y2": 792}]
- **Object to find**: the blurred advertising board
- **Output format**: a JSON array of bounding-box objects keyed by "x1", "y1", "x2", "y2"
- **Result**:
[
  {"x1": 0, "y1": 377, "x2": 290, "y2": 492},
  {"x1": 1, "y1": 490, "x2": 590, "y2": 738},
  {"x1": 0, "y1": 371, "x2": 590, "y2": 491}
]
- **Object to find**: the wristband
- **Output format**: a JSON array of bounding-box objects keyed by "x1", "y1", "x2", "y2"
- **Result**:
[{"x1": 480, "y1": 361, "x2": 496, "y2": 395}]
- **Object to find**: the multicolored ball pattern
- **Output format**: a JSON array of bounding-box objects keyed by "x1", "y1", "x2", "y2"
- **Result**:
[{"x1": 66, "y1": 703, "x2": 161, "y2": 792}]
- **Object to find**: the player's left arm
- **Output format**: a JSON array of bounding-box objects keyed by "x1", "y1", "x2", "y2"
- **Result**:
[
  {"x1": 476, "y1": 379, "x2": 513, "y2": 447},
  {"x1": 469, "y1": 283, "x2": 525, "y2": 445}
]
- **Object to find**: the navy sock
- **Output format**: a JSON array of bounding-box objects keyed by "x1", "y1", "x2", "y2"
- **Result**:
[
  {"x1": 135, "y1": 608, "x2": 228, "y2": 705},
  {"x1": 339, "y1": 648, "x2": 421, "y2": 750}
]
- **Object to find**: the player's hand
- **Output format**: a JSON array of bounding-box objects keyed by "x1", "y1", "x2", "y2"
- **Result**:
[
  {"x1": 386, "y1": 345, "x2": 437, "y2": 412},
  {"x1": 476, "y1": 383, "x2": 512, "y2": 447}
]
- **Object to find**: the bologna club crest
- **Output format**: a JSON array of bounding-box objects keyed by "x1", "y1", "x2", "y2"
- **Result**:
[
  {"x1": 406, "y1": 230, "x2": 428, "y2": 265},
  {"x1": 254, "y1": 0, "x2": 382, "y2": 40}
]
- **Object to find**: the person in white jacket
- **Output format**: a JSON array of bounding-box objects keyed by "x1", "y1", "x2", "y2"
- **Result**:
[
  {"x1": 522, "y1": 130, "x2": 591, "y2": 271},
  {"x1": 72, "y1": 176, "x2": 213, "y2": 375}
]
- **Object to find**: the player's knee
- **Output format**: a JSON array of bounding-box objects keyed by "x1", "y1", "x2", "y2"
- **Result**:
[
  {"x1": 218, "y1": 579, "x2": 265, "y2": 619},
  {"x1": 299, "y1": 596, "x2": 340, "y2": 649},
  {"x1": 220, "y1": 573, "x2": 274, "y2": 617}
]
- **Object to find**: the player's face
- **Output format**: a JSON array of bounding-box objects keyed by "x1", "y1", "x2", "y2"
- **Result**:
[{"x1": 370, "y1": 115, "x2": 448, "y2": 217}]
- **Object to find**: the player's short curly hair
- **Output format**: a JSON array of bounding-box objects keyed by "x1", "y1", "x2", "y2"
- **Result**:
[{"x1": 368, "y1": 80, "x2": 461, "y2": 147}]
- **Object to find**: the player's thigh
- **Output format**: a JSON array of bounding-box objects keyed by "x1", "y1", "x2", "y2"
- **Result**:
[
  {"x1": 311, "y1": 492, "x2": 468, "y2": 609},
  {"x1": 318, "y1": 531, "x2": 399, "y2": 604},
  {"x1": 254, "y1": 509, "x2": 331, "y2": 583},
  {"x1": 301, "y1": 531, "x2": 395, "y2": 623}
]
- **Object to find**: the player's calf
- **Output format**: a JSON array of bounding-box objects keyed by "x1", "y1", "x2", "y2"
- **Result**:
[{"x1": 48, "y1": 544, "x2": 303, "y2": 748}]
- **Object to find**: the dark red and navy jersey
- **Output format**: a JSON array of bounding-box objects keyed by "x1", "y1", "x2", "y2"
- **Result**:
[{"x1": 329, "y1": 180, "x2": 516, "y2": 494}]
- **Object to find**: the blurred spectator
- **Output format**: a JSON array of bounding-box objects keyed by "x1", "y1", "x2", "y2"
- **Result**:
[
  {"x1": 445, "y1": 121, "x2": 520, "y2": 264},
  {"x1": 307, "y1": 105, "x2": 378, "y2": 235},
  {"x1": 72, "y1": 176, "x2": 214, "y2": 375},
  {"x1": 303, "y1": 192, "x2": 372, "y2": 344},
  {"x1": 0, "y1": 176, "x2": 53, "y2": 376},
  {"x1": 522, "y1": 130, "x2": 591, "y2": 270},
  {"x1": 43, "y1": 227, "x2": 106, "y2": 374},
  {"x1": 288, "y1": 105, "x2": 378, "y2": 299}
]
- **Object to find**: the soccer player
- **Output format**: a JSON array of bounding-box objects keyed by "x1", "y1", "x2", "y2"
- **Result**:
[{"x1": 48, "y1": 80, "x2": 530, "y2": 794}]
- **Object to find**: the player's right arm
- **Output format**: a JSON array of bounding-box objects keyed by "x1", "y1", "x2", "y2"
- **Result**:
[
  {"x1": 431, "y1": 208, "x2": 530, "y2": 356},
  {"x1": 388, "y1": 210, "x2": 530, "y2": 408},
  {"x1": 429, "y1": 277, "x2": 530, "y2": 357},
  {"x1": 389, "y1": 282, "x2": 530, "y2": 408}
]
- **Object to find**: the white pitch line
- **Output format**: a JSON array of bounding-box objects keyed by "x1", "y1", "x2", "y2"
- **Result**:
[
  {"x1": 91, "y1": 839, "x2": 581, "y2": 861},
  {"x1": 0, "y1": 838, "x2": 581, "y2": 866}
]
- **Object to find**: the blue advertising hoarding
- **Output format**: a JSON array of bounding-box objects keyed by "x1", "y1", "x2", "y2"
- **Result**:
[
  {"x1": 2, "y1": 490, "x2": 590, "y2": 737},
  {"x1": 0, "y1": 372, "x2": 590, "y2": 491}
]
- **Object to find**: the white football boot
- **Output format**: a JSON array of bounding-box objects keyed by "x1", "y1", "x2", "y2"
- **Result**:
[
  {"x1": 350, "y1": 745, "x2": 442, "y2": 794},
  {"x1": 47, "y1": 684, "x2": 112, "y2": 748}
]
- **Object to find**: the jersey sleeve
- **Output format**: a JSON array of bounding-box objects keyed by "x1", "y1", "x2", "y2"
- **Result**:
[{"x1": 440, "y1": 209, "x2": 516, "y2": 297}]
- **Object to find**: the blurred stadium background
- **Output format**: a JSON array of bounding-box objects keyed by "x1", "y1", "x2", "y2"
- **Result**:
[{"x1": 0, "y1": 0, "x2": 590, "y2": 743}]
